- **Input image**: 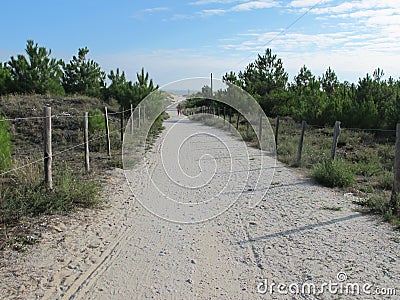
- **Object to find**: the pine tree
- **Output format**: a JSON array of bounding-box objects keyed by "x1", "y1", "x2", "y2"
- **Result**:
[
  {"x1": 7, "y1": 40, "x2": 64, "y2": 95},
  {"x1": 63, "y1": 47, "x2": 105, "y2": 97}
]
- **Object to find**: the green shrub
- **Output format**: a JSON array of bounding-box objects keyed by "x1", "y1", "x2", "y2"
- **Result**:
[
  {"x1": 88, "y1": 109, "x2": 105, "y2": 133},
  {"x1": 0, "y1": 114, "x2": 12, "y2": 172},
  {"x1": 364, "y1": 193, "x2": 400, "y2": 226},
  {"x1": 311, "y1": 159, "x2": 355, "y2": 188},
  {"x1": 378, "y1": 170, "x2": 393, "y2": 191},
  {"x1": 0, "y1": 162, "x2": 100, "y2": 220}
]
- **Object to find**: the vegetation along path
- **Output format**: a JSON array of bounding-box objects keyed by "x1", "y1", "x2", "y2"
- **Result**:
[{"x1": 1, "y1": 108, "x2": 399, "y2": 299}]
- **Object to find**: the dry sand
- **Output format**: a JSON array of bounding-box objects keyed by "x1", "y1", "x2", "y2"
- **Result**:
[{"x1": 0, "y1": 109, "x2": 399, "y2": 299}]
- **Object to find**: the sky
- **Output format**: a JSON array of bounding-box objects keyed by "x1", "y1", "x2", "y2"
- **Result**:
[{"x1": 1, "y1": 0, "x2": 400, "y2": 89}]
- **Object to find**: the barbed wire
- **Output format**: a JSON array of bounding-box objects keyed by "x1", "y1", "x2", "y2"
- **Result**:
[
  {"x1": 341, "y1": 127, "x2": 396, "y2": 133},
  {"x1": 305, "y1": 122, "x2": 396, "y2": 133},
  {"x1": 0, "y1": 107, "x2": 136, "y2": 122},
  {"x1": 0, "y1": 128, "x2": 121, "y2": 176}
]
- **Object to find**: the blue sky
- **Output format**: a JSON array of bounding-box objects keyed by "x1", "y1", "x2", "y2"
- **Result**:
[{"x1": 1, "y1": 0, "x2": 399, "y2": 87}]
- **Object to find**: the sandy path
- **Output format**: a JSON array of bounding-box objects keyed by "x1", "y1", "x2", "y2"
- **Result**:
[
  {"x1": 1, "y1": 109, "x2": 399, "y2": 299},
  {"x1": 81, "y1": 109, "x2": 400, "y2": 299}
]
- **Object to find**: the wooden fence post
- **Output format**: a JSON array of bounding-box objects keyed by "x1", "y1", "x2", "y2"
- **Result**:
[
  {"x1": 236, "y1": 113, "x2": 240, "y2": 130},
  {"x1": 130, "y1": 104, "x2": 134, "y2": 134},
  {"x1": 296, "y1": 120, "x2": 306, "y2": 164},
  {"x1": 104, "y1": 107, "x2": 111, "y2": 157},
  {"x1": 331, "y1": 121, "x2": 341, "y2": 160},
  {"x1": 275, "y1": 116, "x2": 280, "y2": 148},
  {"x1": 229, "y1": 108, "x2": 232, "y2": 124},
  {"x1": 44, "y1": 106, "x2": 52, "y2": 190},
  {"x1": 84, "y1": 112, "x2": 90, "y2": 173},
  {"x1": 223, "y1": 107, "x2": 226, "y2": 121},
  {"x1": 120, "y1": 109, "x2": 124, "y2": 142},
  {"x1": 391, "y1": 123, "x2": 400, "y2": 215},
  {"x1": 138, "y1": 105, "x2": 141, "y2": 129},
  {"x1": 258, "y1": 112, "x2": 262, "y2": 146}
]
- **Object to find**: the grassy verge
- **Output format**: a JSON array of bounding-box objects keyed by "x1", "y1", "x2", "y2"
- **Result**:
[
  {"x1": 0, "y1": 160, "x2": 100, "y2": 222},
  {"x1": 270, "y1": 118, "x2": 399, "y2": 225}
]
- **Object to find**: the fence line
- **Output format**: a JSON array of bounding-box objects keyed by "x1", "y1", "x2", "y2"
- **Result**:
[
  {"x1": 3, "y1": 104, "x2": 399, "y2": 188},
  {"x1": 0, "y1": 126, "x2": 122, "y2": 177},
  {"x1": 187, "y1": 106, "x2": 397, "y2": 134},
  {"x1": 0, "y1": 107, "x2": 135, "y2": 123},
  {"x1": 0, "y1": 104, "x2": 129, "y2": 178},
  {"x1": 188, "y1": 105, "x2": 398, "y2": 169}
]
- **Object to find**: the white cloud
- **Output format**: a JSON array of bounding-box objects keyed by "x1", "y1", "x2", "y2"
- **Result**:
[
  {"x1": 231, "y1": 1, "x2": 278, "y2": 11},
  {"x1": 220, "y1": 30, "x2": 363, "y2": 54},
  {"x1": 190, "y1": 0, "x2": 241, "y2": 5},
  {"x1": 312, "y1": 0, "x2": 400, "y2": 15},
  {"x1": 143, "y1": 7, "x2": 170, "y2": 13},
  {"x1": 169, "y1": 14, "x2": 195, "y2": 21},
  {"x1": 197, "y1": 0, "x2": 279, "y2": 17},
  {"x1": 289, "y1": 0, "x2": 332, "y2": 8},
  {"x1": 198, "y1": 9, "x2": 227, "y2": 16}
]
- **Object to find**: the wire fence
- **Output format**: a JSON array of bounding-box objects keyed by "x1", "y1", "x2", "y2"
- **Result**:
[
  {"x1": 185, "y1": 105, "x2": 400, "y2": 208},
  {"x1": 0, "y1": 106, "x2": 135, "y2": 180}
]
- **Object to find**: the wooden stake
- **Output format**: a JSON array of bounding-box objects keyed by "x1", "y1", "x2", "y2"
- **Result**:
[
  {"x1": 258, "y1": 112, "x2": 262, "y2": 148},
  {"x1": 229, "y1": 108, "x2": 232, "y2": 131},
  {"x1": 84, "y1": 112, "x2": 90, "y2": 173},
  {"x1": 120, "y1": 109, "x2": 124, "y2": 142},
  {"x1": 44, "y1": 106, "x2": 52, "y2": 190},
  {"x1": 104, "y1": 107, "x2": 111, "y2": 157},
  {"x1": 331, "y1": 121, "x2": 341, "y2": 160},
  {"x1": 275, "y1": 116, "x2": 280, "y2": 149},
  {"x1": 138, "y1": 105, "x2": 141, "y2": 129},
  {"x1": 391, "y1": 123, "x2": 400, "y2": 215},
  {"x1": 130, "y1": 104, "x2": 134, "y2": 134},
  {"x1": 296, "y1": 120, "x2": 306, "y2": 164}
]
